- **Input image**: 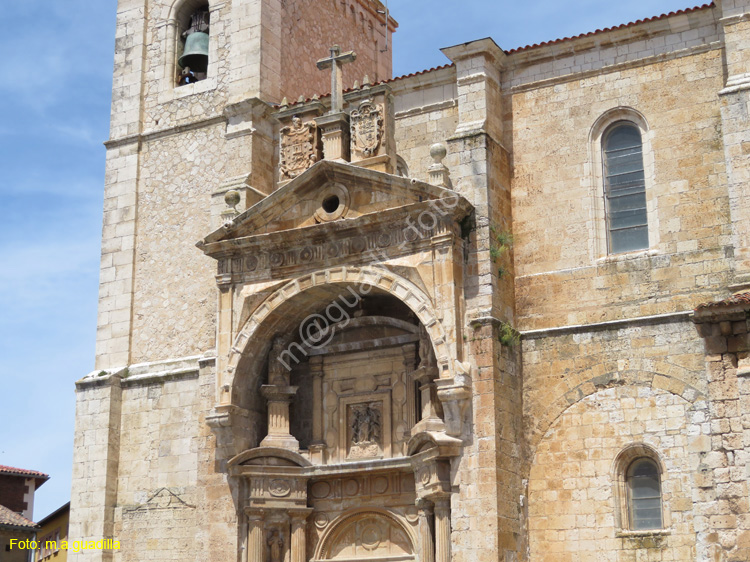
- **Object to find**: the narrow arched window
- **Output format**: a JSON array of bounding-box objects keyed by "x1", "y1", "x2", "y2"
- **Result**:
[
  {"x1": 603, "y1": 122, "x2": 648, "y2": 253},
  {"x1": 627, "y1": 458, "x2": 662, "y2": 530}
]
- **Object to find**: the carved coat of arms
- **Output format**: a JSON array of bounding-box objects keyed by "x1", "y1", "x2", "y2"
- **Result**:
[
  {"x1": 350, "y1": 99, "x2": 383, "y2": 159},
  {"x1": 279, "y1": 116, "x2": 319, "y2": 181}
]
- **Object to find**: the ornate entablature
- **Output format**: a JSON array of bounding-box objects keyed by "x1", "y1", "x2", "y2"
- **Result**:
[{"x1": 199, "y1": 145, "x2": 471, "y2": 562}]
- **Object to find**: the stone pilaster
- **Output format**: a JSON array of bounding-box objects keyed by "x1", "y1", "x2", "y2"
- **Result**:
[
  {"x1": 441, "y1": 37, "x2": 522, "y2": 562},
  {"x1": 69, "y1": 374, "x2": 123, "y2": 562},
  {"x1": 718, "y1": 0, "x2": 750, "y2": 282},
  {"x1": 416, "y1": 499, "x2": 435, "y2": 562},
  {"x1": 693, "y1": 297, "x2": 750, "y2": 561},
  {"x1": 289, "y1": 510, "x2": 311, "y2": 562},
  {"x1": 433, "y1": 497, "x2": 451, "y2": 562},
  {"x1": 246, "y1": 510, "x2": 265, "y2": 562}
]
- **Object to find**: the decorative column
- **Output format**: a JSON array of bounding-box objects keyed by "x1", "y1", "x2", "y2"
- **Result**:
[
  {"x1": 416, "y1": 498, "x2": 435, "y2": 562},
  {"x1": 290, "y1": 510, "x2": 312, "y2": 562},
  {"x1": 260, "y1": 337, "x2": 299, "y2": 451},
  {"x1": 433, "y1": 496, "x2": 451, "y2": 562},
  {"x1": 403, "y1": 344, "x2": 417, "y2": 430},
  {"x1": 260, "y1": 386, "x2": 299, "y2": 450},
  {"x1": 411, "y1": 327, "x2": 445, "y2": 434},
  {"x1": 309, "y1": 356, "x2": 326, "y2": 463},
  {"x1": 246, "y1": 510, "x2": 265, "y2": 562}
]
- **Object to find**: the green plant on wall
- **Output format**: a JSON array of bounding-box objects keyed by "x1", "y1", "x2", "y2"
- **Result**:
[
  {"x1": 489, "y1": 225, "x2": 514, "y2": 278},
  {"x1": 498, "y1": 321, "x2": 520, "y2": 348}
]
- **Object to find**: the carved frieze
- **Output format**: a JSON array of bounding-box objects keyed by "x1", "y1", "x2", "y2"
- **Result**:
[
  {"x1": 280, "y1": 116, "x2": 320, "y2": 182},
  {"x1": 215, "y1": 218, "x2": 455, "y2": 280},
  {"x1": 308, "y1": 473, "x2": 415, "y2": 502},
  {"x1": 350, "y1": 99, "x2": 383, "y2": 160}
]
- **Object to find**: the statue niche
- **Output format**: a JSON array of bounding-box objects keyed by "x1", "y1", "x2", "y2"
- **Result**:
[
  {"x1": 244, "y1": 292, "x2": 449, "y2": 462},
  {"x1": 348, "y1": 402, "x2": 383, "y2": 459}
]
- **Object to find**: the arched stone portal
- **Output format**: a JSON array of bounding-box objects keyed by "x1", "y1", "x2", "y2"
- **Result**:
[
  {"x1": 224, "y1": 281, "x2": 461, "y2": 562},
  {"x1": 199, "y1": 160, "x2": 474, "y2": 562}
]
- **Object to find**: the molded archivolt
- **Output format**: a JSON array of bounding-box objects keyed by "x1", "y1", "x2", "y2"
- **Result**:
[
  {"x1": 225, "y1": 266, "x2": 455, "y2": 405},
  {"x1": 168, "y1": 0, "x2": 212, "y2": 27},
  {"x1": 314, "y1": 508, "x2": 417, "y2": 561},
  {"x1": 527, "y1": 369, "x2": 706, "y2": 457}
]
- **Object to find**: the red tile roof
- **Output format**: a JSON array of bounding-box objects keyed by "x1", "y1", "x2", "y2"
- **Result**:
[
  {"x1": 0, "y1": 505, "x2": 38, "y2": 530},
  {"x1": 278, "y1": 3, "x2": 716, "y2": 108},
  {"x1": 275, "y1": 64, "x2": 455, "y2": 109},
  {"x1": 506, "y1": 3, "x2": 715, "y2": 54},
  {"x1": 695, "y1": 291, "x2": 750, "y2": 311},
  {"x1": 383, "y1": 64, "x2": 455, "y2": 85},
  {"x1": 0, "y1": 465, "x2": 49, "y2": 480}
]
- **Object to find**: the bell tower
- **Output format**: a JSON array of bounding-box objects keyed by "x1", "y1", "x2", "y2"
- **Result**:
[
  {"x1": 94, "y1": 0, "x2": 396, "y2": 371},
  {"x1": 71, "y1": 2, "x2": 396, "y2": 561}
]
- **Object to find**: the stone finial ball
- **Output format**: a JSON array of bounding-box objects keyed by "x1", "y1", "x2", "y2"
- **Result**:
[
  {"x1": 225, "y1": 190, "x2": 241, "y2": 208},
  {"x1": 430, "y1": 143, "x2": 447, "y2": 163}
]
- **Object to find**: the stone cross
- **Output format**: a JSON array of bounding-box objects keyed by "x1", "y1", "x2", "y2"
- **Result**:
[{"x1": 316, "y1": 45, "x2": 357, "y2": 114}]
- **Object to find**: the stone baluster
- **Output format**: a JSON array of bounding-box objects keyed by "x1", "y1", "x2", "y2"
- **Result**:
[
  {"x1": 433, "y1": 497, "x2": 451, "y2": 562},
  {"x1": 417, "y1": 498, "x2": 435, "y2": 562}
]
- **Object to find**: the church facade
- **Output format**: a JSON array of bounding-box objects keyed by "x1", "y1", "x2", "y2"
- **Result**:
[{"x1": 70, "y1": 1, "x2": 750, "y2": 561}]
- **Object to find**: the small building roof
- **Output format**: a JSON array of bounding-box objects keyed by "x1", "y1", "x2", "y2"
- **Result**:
[
  {"x1": 0, "y1": 465, "x2": 49, "y2": 489},
  {"x1": 36, "y1": 502, "x2": 70, "y2": 527},
  {"x1": 0, "y1": 505, "x2": 38, "y2": 531}
]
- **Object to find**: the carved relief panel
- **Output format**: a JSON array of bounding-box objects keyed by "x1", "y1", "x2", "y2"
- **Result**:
[
  {"x1": 307, "y1": 472, "x2": 418, "y2": 562},
  {"x1": 318, "y1": 346, "x2": 414, "y2": 463},
  {"x1": 279, "y1": 116, "x2": 322, "y2": 182},
  {"x1": 322, "y1": 512, "x2": 415, "y2": 561},
  {"x1": 350, "y1": 99, "x2": 383, "y2": 160}
]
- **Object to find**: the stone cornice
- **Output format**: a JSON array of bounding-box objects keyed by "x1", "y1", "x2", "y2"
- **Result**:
[
  {"x1": 200, "y1": 199, "x2": 470, "y2": 285},
  {"x1": 521, "y1": 311, "x2": 693, "y2": 340}
]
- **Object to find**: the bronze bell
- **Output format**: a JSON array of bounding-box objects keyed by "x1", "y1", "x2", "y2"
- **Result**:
[{"x1": 179, "y1": 31, "x2": 209, "y2": 73}]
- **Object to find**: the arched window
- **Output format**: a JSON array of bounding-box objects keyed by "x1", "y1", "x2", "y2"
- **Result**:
[
  {"x1": 626, "y1": 458, "x2": 663, "y2": 530},
  {"x1": 602, "y1": 122, "x2": 649, "y2": 254},
  {"x1": 177, "y1": 5, "x2": 210, "y2": 85}
]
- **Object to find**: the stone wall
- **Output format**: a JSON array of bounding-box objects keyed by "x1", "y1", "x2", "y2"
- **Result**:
[
  {"x1": 129, "y1": 124, "x2": 225, "y2": 364},
  {"x1": 113, "y1": 363, "x2": 236, "y2": 562},
  {"x1": 392, "y1": 68, "x2": 458, "y2": 183},
  {"x1": 511, "y1": 47, "x2": 730, "y2": 331},
  {"x1": 528, "y1": 385, "x2": 706, "y2": 562},
  {"x1": 522, "y1": 319, "x2": 706, "y2": 456},
  {"x1": 280, "y1": 0, "x2": 394, "y2": 102}
]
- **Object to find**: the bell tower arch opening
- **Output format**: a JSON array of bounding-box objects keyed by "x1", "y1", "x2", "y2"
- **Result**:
[{"x1": 176, "y1": 1, "x2": 210, "y2": 85}]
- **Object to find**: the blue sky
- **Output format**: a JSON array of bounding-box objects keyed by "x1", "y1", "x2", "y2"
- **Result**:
[{"x1": 0, "y1": 0, "x2": 701, "y2": 521}]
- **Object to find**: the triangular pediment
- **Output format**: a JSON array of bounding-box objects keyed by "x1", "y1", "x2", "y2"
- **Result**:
[{"x1": 201, "y1": 160, "x2": 463, "y2": 245}]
